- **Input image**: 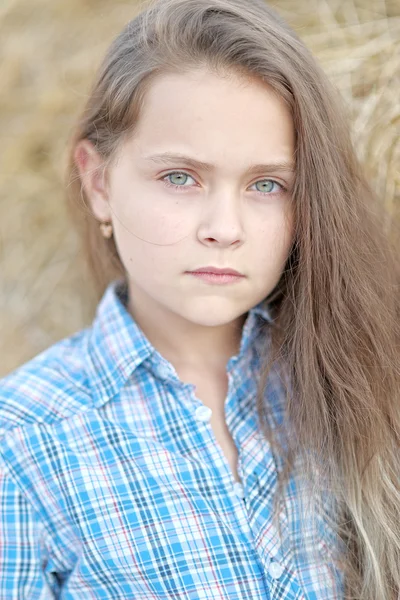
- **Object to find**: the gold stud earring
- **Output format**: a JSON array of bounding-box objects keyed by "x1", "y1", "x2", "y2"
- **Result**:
[{"x1": 99, "y1": 221, "x2": 113, "y2": 239}]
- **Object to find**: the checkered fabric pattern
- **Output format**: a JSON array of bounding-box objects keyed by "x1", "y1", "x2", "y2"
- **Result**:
[{"x1": 0, "y1": 279, "x2": 345, "y2": 598}]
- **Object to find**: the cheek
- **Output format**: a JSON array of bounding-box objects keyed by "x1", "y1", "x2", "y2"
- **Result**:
[
  {"x1": 257, "y1": 205, "x2": 294, "y2": 247},
  {"x1": 252, "y1": 211, "x2": 294, "y2": 278},
  {"x1": 110, "y1": 196, "x2": 196, "y2": 278},
  {"x1": 110, "y1": 184, "x2": 203, "y2": 246}
]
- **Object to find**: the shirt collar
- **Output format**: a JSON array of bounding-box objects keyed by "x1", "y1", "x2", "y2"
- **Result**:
[{"x1": 86, "y1": 278, "x2": 275, "y2": 409}]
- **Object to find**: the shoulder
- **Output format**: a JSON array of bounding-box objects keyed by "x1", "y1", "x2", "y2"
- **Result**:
[{"x1": 0, "y1": 327, "x2": 94, "y2": 437}]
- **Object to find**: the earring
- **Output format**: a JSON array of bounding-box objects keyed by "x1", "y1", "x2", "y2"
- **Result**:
[{"x1": 99, "y1": 221, "x2": 113, "y2": 239}]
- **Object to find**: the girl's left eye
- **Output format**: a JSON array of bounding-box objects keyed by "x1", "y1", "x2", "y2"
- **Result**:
[{"x1": 161, "y1": 171, "x2": 286, "y2": 195}]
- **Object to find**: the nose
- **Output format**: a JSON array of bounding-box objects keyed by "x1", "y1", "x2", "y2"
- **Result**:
[{"x1": 197, "y1": 188, "x2": 245, "y2": 247}]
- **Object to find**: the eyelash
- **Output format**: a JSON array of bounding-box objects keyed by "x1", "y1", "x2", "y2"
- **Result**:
[{"x1": 160, "y1": 171, "x2": 287, "y2": 196}]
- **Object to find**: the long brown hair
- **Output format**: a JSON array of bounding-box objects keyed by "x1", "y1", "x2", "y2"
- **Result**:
[{"x1": 66, "y1": 0, "x2": 400, "y2": 597}]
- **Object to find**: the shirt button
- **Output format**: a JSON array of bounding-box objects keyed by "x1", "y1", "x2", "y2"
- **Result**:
[
  {"x1": 269, "y1": 560, "x2": 284, "y2": 579},
  {"x1": 158, "y1": 365, "x2": 171, "y2": 379},
  {"x1": 269, "y1": 544, "x2": 278, "y2": 558},
  {"x1": 233, "y1": 481, "x2": 245, "y2": 498},
  {"x1": 195, "y1": 405, "x2": 213, "y2": 422}
]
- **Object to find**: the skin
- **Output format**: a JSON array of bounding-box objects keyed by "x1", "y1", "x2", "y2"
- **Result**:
[{"x1": 75, "y1": 67, "x2": 295, "y2": 381}]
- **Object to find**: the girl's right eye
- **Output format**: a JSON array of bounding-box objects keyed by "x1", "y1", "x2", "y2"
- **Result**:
[{"x1": 161, "y1": 172, "x2": 197, "y2": 190}]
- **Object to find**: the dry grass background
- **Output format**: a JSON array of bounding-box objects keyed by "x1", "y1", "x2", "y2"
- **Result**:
[{"x1": 0, "y1": 0, "x2": 399, "y2": 377}]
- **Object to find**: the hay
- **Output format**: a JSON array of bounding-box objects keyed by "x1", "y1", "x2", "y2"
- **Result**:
[{"x1": 0, "y1": 0, "x2": 399, "y2": 375}]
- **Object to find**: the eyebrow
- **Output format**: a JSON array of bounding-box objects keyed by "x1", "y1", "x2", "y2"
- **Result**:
[{"x1": 142, "y1": 152, "x2": 295, "y2": 175}]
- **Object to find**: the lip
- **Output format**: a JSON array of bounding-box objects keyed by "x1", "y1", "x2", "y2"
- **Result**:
[{"x1": 186, "y1": 266, "x2": 244, "y2": 276}]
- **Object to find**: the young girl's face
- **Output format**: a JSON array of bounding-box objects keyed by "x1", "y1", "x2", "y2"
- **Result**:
[{"x1": 81, "y1": 67, "x2": 295, "y2": 329}]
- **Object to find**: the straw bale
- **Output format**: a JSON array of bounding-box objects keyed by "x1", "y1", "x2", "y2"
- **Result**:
[{"x1": 0, "y1": 0, "x2": 399, "y2": 375}]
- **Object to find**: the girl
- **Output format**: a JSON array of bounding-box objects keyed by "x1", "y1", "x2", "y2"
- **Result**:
[{"x1": 1, "y1": 0, "x2": 399, "y2": 598}]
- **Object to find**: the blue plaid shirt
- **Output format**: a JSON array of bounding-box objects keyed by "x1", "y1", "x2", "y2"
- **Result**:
[{"x1": 0, "y1": 279, "x2": 345, "y2": 599}]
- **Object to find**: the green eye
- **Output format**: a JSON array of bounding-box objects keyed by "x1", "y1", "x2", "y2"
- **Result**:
[
  {"x1": 254, "y1": 180, "x2": 281, "y2": 194},
  {"x1": 165, "y1": 172, "x2": 193, "y2": 186}
]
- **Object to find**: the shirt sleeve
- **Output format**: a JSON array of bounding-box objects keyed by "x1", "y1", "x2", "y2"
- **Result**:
[{"x1": 0, "y1": 457, "x2": 60, "y2": 599}]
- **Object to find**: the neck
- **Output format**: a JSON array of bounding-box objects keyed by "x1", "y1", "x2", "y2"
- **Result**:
[{"x1": 127, "y1": 284, "x2": 248, "y2": 372}]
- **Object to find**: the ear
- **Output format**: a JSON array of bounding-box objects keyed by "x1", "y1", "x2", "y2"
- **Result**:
[{"x1": 74, "y1": 140, "x2": 112, "y2": 222}]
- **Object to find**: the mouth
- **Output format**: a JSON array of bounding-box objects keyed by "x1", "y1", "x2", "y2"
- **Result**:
[
  {"x1": 185, "y1": 271, "x2": 245, "y2": 285},
  {"x1": 186, "y1": 266, "x2": 244, "y2": 277}
]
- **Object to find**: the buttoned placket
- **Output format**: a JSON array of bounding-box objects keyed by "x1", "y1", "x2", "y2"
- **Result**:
[
  {"x1": 192, "y1": 369, "x2": 288, "y2": 594},
  {"x1": 188, "y1": 366, "x2": 264, "y2": 549},
  {"x1": 150, "y1": 350, "x2": 293, "y2": 596}
]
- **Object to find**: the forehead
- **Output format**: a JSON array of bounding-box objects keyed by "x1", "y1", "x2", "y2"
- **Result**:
[{"x1": 128, "y1": 68, "x2": 295, "y2": 163}]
